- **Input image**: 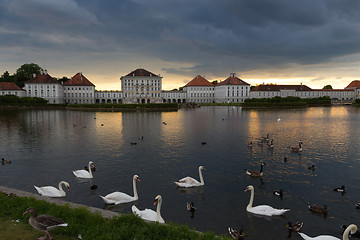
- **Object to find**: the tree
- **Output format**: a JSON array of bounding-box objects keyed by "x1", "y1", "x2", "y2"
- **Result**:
[
  {"x1": 0, "y1": 71, "x2": 15, "y2": 82},
  {"x1": 15, "y1": 63, "x2": 42, "y2": 87},
  {"x1": 323, "y1": 85, "x2": 333, "y2": 89},
  {"x1": 211, "y1": 80, "x2": 218, "y2": 85}
]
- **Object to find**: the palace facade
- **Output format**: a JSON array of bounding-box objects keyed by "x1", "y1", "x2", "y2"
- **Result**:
[{"x1": 1, "y1": 68, "x2": 360, "y2": 103}]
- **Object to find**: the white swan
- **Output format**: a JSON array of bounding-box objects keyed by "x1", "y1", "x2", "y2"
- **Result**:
[
  {"x1": 298, "y1": 224, "x2": 357, "y2": 240},
  {"x1": 174, "y1": 166, "x2": 205, "y2": 188},
  {"x1": 244, "y1": 185, "x2": 290, "y2": 216},
  {"x1": 100, "y1": 175, "x2": 140, "y2": 204},
  {"x1": 132, "y1": 195, "x2": 165, "y2": 223},
  {"x1": 73, "y1": 161, "x2": 94, "y2": 178},
  {"x1": 34, "y1": 181, "x2": 70, "y2": 197}
]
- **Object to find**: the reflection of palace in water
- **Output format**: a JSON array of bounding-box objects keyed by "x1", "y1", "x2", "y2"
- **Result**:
[{"x1": 1, "y1": 68, "x2": 360, "y2": 104}]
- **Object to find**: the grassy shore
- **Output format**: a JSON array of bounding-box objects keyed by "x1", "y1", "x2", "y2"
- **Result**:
[{"x1": 0, "y1": 192, "x2": 229, "y2": 240}]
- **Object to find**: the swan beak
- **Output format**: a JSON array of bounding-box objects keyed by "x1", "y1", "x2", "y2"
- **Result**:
[
  {"x1": 91, "y1": 163, "x2": 95, "y2": 167},
  {"x1": 67, "y1": 186, "x2": 70, "y2": 192},
  {"x1": 23, "y1": 211, "x2": 28, "y2": 215},
  {"x1": 154, "y1": 199, "x2": 158, "y2": 205},
  {"x1": 244, "y1": 188, "x2": 249, "y2": 192},
  {"x1": 137, "y1": 178, "x2": 141, "y2": 182}
]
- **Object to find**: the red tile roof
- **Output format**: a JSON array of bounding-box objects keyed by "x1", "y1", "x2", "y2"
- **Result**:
[
  {"x1": 64, "y1": 73, "x2": 95, "y2": 86},
  {"x1": 218, "y1": 74, "x2": 250, "y2": 86},
  {"x1": 125, "y1": 68, "x2": 159, "y2": 77},
  {"x1": 312, "y1": 89, "x2": 354, "y2": 92},
  {"x1": 345, "y1": 80, "x2": 360, "y2": 89},
  {"x1": 0, "y1": 82, "x2": 24, "y2": 91},
  {"x1": 184, "y1": 75, "x2": 213, "y2": 87},
  {"x1": 26, "y1": 73, "x2": 59, "y2": 84},
  {"x1": 251, "y1": 85, "x2": 312, "y2": 91}
]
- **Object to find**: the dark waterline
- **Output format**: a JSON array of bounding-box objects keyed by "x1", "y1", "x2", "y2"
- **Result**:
[{"x1": 1, "y1": 106, "x2": 360, "y2": 239}]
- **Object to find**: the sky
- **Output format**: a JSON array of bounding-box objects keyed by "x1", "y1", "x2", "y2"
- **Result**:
[{"x1": 1, "y1": 0, "x2": 360, "y2": 90}]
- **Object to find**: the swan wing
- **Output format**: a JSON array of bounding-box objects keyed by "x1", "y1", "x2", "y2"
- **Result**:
[
  {"x1": 34, "y1": 185, "x2": 63, "y2": 197},
  {"x1": 132, "y1": 206, "x2": 157, "y2": 221},
  {"x1": 298, "y1": 233, "x2": 340, "y2": 240},
  {"x1": 73, "y1": 170, "x2": 92, "y2": 178},
  {"x1": 249, "y1": 205, "x2": 289, "y2": 216},
  {"x1": 101, "y1": 192, "x2": 135, "y2": 204},
  {"x1": 175, "y1": 177, "x2": 201, "y2": 187}
]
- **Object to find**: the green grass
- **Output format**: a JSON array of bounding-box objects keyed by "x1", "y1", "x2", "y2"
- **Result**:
[{"x1": 0, "y1": 193, "x2": 230, "y2": 240}]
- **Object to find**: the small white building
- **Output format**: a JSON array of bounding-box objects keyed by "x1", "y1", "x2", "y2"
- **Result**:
[
  {"x1": 24, "y1": 71, "x2": 64, "y2": 104},
  {"x1": 64, "y1": 72, "x2": 95, "y2": 104},
  {"x1": 0, "y1": 82, "x2": 26, "y2": 97},
  {"x1": 162, "y1": 90, "x2": 186, "y2": 103},
  {"x1": 183, "y1": 75, "x2": 215, "y2": 103},
  {"x1": 95, "y1": 90, "x2": 123, "y2": 104},
  {"x1": 120, "y1": 68, "x2": 162, "y2": 104},
  {"x1": 215, "y1": 73, "x2": 250, "y2": 103}
]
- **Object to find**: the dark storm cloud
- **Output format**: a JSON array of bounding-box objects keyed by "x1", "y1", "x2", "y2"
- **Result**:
[{"x1": 1, "y1": 0, "x2": 360, "y2": 77}]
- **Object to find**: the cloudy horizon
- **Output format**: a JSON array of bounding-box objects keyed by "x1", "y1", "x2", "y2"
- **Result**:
[{"x1": 1, "y1": 0, "x2": 360, "y2": 90}]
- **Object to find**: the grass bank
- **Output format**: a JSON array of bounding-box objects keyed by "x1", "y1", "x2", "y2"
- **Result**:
[
  {"x1": 0, "y1": 192, "x2": 229, "y2": 240},
  {"x1": 66, "y1": 103, "x2": 179, "y2": 111}
]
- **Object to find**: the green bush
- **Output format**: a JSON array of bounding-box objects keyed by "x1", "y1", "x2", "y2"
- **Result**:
[{"x1": 0, "y1": 95, "x2": 48, "y2": 104}]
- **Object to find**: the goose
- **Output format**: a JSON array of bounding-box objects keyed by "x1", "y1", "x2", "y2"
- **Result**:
[
  {"x1": 299, "y1": 224, "x2": 357, "y2": 240},
  {"x1": 130, "y1": 142, "x2": 137, "y2": 145},
  {"x1": 23, "y1": 207, "x2": 68, "y2": 240},
  {"x1": 267, "y1": 139, "x2": 274, "y2": 149},
  {"x1": 175, "y1": 166, "x2": 205, "y2": 188},
  {"x1": 1, "y1": 158, "x2": 11, "y2": 164},
  {"x1": 100, "y1": 175, "x2": 140, "y2": 204},
  {"x1": 228, "y1": 227, "x2": 244, "y2": 240},
  {"x1": 341, "y1": 225, "x2": 360, "y2": 239},
  {"x1": 273, "y1": 189, "x2": 283, "y2": 199},
  {"x1": 73, "y1": 161, "x2": 95, "y2": 178},
  {"x1": 261, "y1": 133, "x2": 270, "y2": 142},
  {"x1": 286, "y1": 221, "x2": 303, "y2": 232},
  {"x1": 245, "y1": 162, "x2": 265, "y2": 177},
  {"x1": 187, "y1": 202, "x2": 196, "y2": 218},
  {"x1": 277, "y1": 116, "x2": 281, "y2": 122},
  {"x1": 247, "y1": 141, "x2": 253, "y2": 147},
  {"x1": 308, "y1": 204, "x2": 328, "y2": 215},
  {"x1": 132, "y1": 195, "x2": 165, "y2": 223},
  {"x1": 34, "y1": 181, "x2": 70, "y2": 197},
  {"x1": 201, "y1": 142, "x2": 207, "y2": 145},
  {"x1": 283, "y1": 157, "x2": 288, "y2": 162},
  {"x1": 333, "y1": 185, "x2": 345, "y2": 193},
  {"x1": 290, "y1": 142, "x2": 303, "y2": 152},
  {"x1": 244, "y1": 185, "x2": 290, "y2": 216}
]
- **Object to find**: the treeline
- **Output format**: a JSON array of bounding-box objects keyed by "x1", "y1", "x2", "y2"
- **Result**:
[
  {"x1": 0, "y1": 95, "x2": 48, "y2": 104},
  {"x1": 243, "y1": 96, "x2": 331, "y2": 106}
]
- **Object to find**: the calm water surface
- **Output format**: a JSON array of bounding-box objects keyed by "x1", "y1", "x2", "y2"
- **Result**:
[{"x1": 1, "y1": 106, "x2": 360, "y2": 239}]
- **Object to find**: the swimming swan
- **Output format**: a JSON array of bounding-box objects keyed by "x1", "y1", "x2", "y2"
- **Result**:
[
  {"x1": 174, "y1": 166, "x2": 205, "y2": 188},
  {"x1": 298, "y1": 224, "x2": 357, "y2": 240},
  {"x1": 73, "y1": 161, "x2": 94, "y2": 178},
  {"x1": 34, "y1": 181, "x2": 70, "y2": 197},
  {"x1": 244, "y1": 185, "x2": 290, "y2": 216},
  {"x1": 100, "y1": 175, "x2": 140, "y2": 204},
  {"x1": 132, "y1": 195, "x2": 165, "y2": 223}
]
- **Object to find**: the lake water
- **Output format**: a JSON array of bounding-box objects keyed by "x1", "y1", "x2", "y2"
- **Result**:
[{"x1": 1, "y1": 106, "x2": 360, "y2": 239}]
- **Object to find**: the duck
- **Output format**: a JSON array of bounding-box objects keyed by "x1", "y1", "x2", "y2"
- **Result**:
[
  {"x1": 84, "y1": 165, "x2": 96, "y2": 172},
  {"x1": 273, "y1": 189, "x2": 283, "y2": 199},
  {"x1": 244, "y1": 185, "x2": 290, "y2": 216},
  {"x1": 333, "y1": 185, "x2": 345, "y2": 193},
  {"x1": 247, "y1": 141, "x2": 253, "y2": 147},
  {"x1": 139, "y1": 136, "x2": 144, "y2": 139},
  {"x1": 175, "y1": 166, "x2": 205, "y2": 188},
  {"x1": 34, "y1": 181, "x2": 70, "y2": 197},
  {"x1": 162, "y1": 121, "x2": 167, "y2": 125},
  {"x1": 228, "y1": 227, "x2": 244, "y2": 240},
  {"x1": 308, "y1": 164, "x2": 316, "y2": 171},
  {"x1": 286, "y1": 221, "x2": 303, "y2": 232},
  {"x1": 23, "y1": 207, "x2": 68, "y2": 240},
  {"x1": 201, "y1": 142, "x2": 207, "y2": 145},
  {"x1": 267, "y1": 139, "x2": 274, "y2": 149},
  {"x1": 245, "y1": 162, "x2": 266, "y2": 177},
  {"x1": 289, "y1": 142, "x2": 303, "y2": 152},
  {"x1": 73, "y1": 161, "x2": 95, "y2": 178},
  {"x1": 100, "y1": 175, "x2": 140, "y2": 205},
  {"x1": 187, "y1": 202, "x2": 196, "y2": 218},
  {"x1": 356, "y1": 203, "x2": 360, "y2": 209},
  {"x1": 308, "y1": 204, "x2": 328, "y2": 215},
  {"x1": 299, "y1": 224, "x2": 357, "y2": 240},
  {"x1": 1, "y1": 158, "x2": 11, "y2": 164},
  {"x1": 341, "y1": 224, "x2": 360, "y2": 239},
  {"x1": 132, "y1": 195, "x2": 165, "y2": 223},
  {"x1": 90, "y1": 184, "x2": 98, "y2": 190},
  {"x1": 261, "y1": 133, "x2": 270, "y2": 142},
  {"x1": 130, "y1": 142, "x2": 137, "y2": 145}
]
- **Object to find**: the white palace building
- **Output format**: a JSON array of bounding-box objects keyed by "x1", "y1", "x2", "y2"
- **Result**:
[{"x1": 1, "y1": 68, "x2": 360, "y2": 104}]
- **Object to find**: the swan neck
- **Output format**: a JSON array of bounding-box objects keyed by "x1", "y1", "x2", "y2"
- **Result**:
[
  {"x1": 199, "y1": 167, "x2": 204, "y2": 185},
  {"x1": 156, "y1": 197, "x2": 162, "y2": 221},
  {"x1": 88, "y1": 162, "x2": 93, "y2": 177},
  {"x1": 58, "y1": 181, "x2": 65, "y2": 194},
  {"x1": 260, "y1": 164, "x2": 264, "y2": 173},
  {"x1": 133, "y1": 177, "x2": 138, "y2": 199},
  {"x1": 247, "y1": 188, "x2": 254, "y2": 210},
  {"x1": 343, "y1": 225, "x2": 357, "y2": 240}
]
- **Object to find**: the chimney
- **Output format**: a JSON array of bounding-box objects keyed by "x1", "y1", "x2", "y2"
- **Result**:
[
  {"x1": 44, "y1": 69, "x2": 47, "y2": 75},
  {"x1": 32, "y1": 73, "x2": 36, "y2": 78}
]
